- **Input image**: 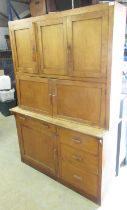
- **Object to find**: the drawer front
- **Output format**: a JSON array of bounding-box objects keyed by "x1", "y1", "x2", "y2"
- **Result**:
[
  {"x1": 59, "y1": 128, "x2": 99, "y2": 155},
  {"x1": 61, "y1": 144, "x2": 98, "y2": 175},
  {"x1": 17, "y1": 114, "x2": 56, "y2": 133},
  {"x1": 60, "y1": 161, "x2": 98, "y2": 198}
]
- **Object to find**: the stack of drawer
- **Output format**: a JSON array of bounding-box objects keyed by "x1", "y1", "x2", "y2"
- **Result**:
[{"x1": 59, "y1": 128, "x2": 99, "y2": 198}]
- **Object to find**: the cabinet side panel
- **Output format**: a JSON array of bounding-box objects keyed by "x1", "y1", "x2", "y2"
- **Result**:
[{"x1": 106, "y1": 4, "x2": 126, "y2": 129}]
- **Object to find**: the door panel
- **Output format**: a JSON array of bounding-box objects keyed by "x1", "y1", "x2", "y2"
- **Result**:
[
  {"x1": 17, "y1": 117, "x2": 57, "y2": 175},
  {"x1": 11, "y1": 22, "x2": 38, "y2": 74},
  {"x1": 17, "y1": 76, "x2": 52, "y2": 115},
  {"x1": 53, "y1": 80, "x2": 106, "y2": 127},
  {"x1": 67, "y1": 11, "x2": 108, "y2": 78},
  {"x1": 37, "y1": 18, "x2": 68, "y2": 75}
]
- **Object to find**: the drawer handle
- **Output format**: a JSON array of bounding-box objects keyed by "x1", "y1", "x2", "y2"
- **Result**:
[
  {"x1": 54, "y1": 148, "x2": 57, "y2": 161},
  {"x1": 72, "y1": 155, "x2": 82, "y2": 162},
  {"x1": 19, "y1": 116, "x2": 26, "y2": 121},
  {"x1": 73, "y1": 174, "x2": 82, "y2": 181},
  {"x1": 41, "y1": 122, "x2": 49, "y2": 128},
  {"x1": 72, "y1": 138, "x2": 81, "y2": 144}
]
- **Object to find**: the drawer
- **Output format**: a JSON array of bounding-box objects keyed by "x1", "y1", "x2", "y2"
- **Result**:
[
  {"x1": 60, "y1": 161, "x2": 98, "y2": 198},
  {"x1": 59, "y1": 128, "x2": 99, "y2": 155},
  {"x1": 60, "y1": 144, "x2": 98, "y2": 175},
  {"x1": 16, "y1": 114, "x2": 56, "y2": 133}
]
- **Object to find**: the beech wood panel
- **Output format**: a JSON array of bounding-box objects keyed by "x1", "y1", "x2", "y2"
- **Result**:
[
  {"x1": 16, "y1": 115, "x2": 57, "y2": 175},
  {"x1": 17, "y1": 114, "x2": 56, "y2": 133},
  {"x1": 10, "y1": 22, "x2": 38, "y2": 74},
  {"x1": 37, "y1": 18, "x2": 68, "y2": 75},
  {"x1": 58, "y1": 128, "x2": 99, "y2": 155},
  {"x1": 17, "y1": 77, "x2": 52, "y2": 115},
  {"x1": 53, "y1": 79, "x2": 106, "y2": 126},
  {"x1": 60, "y1": 161, "x2": 98, "y2": 198},
  {"x1": 11, "y1": 107, "x2": 107, "y2": 139},
  {"x1": 67, "y1": 10, "x2": 108, "y2": 78},
  {"x1": 60, "y1": 144, "x2": 99, "y2": 175}
]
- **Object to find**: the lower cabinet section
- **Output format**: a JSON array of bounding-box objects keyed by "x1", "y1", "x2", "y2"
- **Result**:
[{"x1": 13, "y1": 111, "x2": 116, "y2": 205}]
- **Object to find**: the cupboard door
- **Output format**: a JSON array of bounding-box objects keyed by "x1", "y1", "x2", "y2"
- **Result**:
[
  {"x1": 67, "y1": 10, "x2": 108, "y2": 78},
  {"x1": 17, "y1": 76, "x2": 52, "y2": 115},
  {"x1": 37, "y1": 18, "x2": 68, "y2": 75},
  {"x1": 53, "y1": 79, "x2": 106, "y2": 127},
  {"x1": 16, "y1": 116, "x2": 57, "y2": 175},
  {"x1": 11, "y1": 22, "x2": 38, "y2": 74}
]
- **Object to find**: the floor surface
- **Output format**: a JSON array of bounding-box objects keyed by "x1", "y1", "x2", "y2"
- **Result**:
[{"x1": 0, "y1": 115, "x2": 127, "y2": 210}]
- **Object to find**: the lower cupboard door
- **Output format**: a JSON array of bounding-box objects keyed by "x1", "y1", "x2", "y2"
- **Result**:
[
  {"x1": 20, "y1": 125, "x2": 57, "y2": 175},
  {"x1": 60, "y1": 161, "x2": 98, "y2": 198}
]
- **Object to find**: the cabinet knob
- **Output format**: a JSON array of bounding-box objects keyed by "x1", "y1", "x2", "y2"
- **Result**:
[
  {"x1": 19, "y1": 116, "x2": 26, "y2": 121},
  {"x1": 41, "y1": 122, "x2": 49, "y2": 128},
  {"x1": 54, "y1": 148, "x2": 57, "y2": 161},
  {"x1": 32, "y1": 46, "x2": 36, "y2": 62}
]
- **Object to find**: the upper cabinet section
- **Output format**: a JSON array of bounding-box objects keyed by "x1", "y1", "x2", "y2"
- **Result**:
[
  {"x1": 37, "y1": 18, "x2": 68, "y2": 76},
  {"x1": 67, "y1": 10, "x2": 108, "y2": 78},
  {"x1": 10, "y1": 22, "x2": 38, "y2": 74},
  {"x1": 9, "y1": 5, "x2": 109, "y2": 79}
]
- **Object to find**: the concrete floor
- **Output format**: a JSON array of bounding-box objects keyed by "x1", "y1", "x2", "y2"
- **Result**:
[{"x1": 0, "y1": 114, "x2": 127, "y2": 210}]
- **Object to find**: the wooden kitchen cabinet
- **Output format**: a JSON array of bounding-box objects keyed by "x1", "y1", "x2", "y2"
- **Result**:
[
  {"x1": 16, "y1": 114, "x2": 57, "y2": 176},
  {"x1": 10, "y1": 21, "x2": 38, "y2": 74},
  {"x1": 9, "y1": 2, "x2": 126, "y2": 205},
  {"x1": 37, "y1": 18, "x2": 68, "y2": 75}
]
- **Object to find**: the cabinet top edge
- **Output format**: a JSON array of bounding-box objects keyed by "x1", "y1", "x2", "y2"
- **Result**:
[
  {"x1": 11, "y1": 106, "x2": 108, "y2": 139},
  {"x1": 8, "y1": 2, "x2": 121, "y2": 27}
]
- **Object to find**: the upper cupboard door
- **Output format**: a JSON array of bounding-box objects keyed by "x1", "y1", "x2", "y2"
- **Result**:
[
  {"x1": 37, "y1": 18, "x2": 68, "y2": 75},
  {"x1": 67, "y1": 10, "x2": 108, "y2": 78},
  {"x1": 53, "y1": 79, "x2": 106, "y2": 127},
  {"x1": 11, "y1": 22, "x2": 38, "y2": 74},
  {"x1": 17, "y1": 76, "x2": 52, "y2": 116}
]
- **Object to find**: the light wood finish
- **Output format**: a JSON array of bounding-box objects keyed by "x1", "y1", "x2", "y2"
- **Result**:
[
  {"x1": 60, "y1": 144, "x2": 98, "y2": 174},
  {"x1": 17, "y1": 114, "x2": 56, "y2": 133},
  {"x1": 53, "y1": 79, "x2": 106, "y2": 126},
  {"x1": 37, "y1": 18, "x2": 68, "y2": 75},
  {"x1": 67, "y1": 10, "x2": 108, "y2": 78},
  {"x1": 16, "y1": 115, "x2": 57, "y2": 176},
  {"x1": 11, "y1": 107, "x2": 107, "y2": 139},
  {"x1": 9, "y1": 2, "x2": 126, "y2": 205},
  {"x1": 13, "y1": 109, "x2": 119, "y2": 204},
  {"x1": 9, "y1": 2, "x2": 126, "y2": 129},
  {"x1": 60, "y1": 161, "x2": 98, "y2": 198},
  {"x1": 58, "y1": 127, "x2": 99, "y2": 155},
  {"x1": 17, "y1": 76, "x2": 52, "y2": 115},
  {"x1": 10, "y1": 21, "x2": 38, "y2": 74},
  {"x1": 16, "y1": 76, "x2": 106, "y2": 127}
]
